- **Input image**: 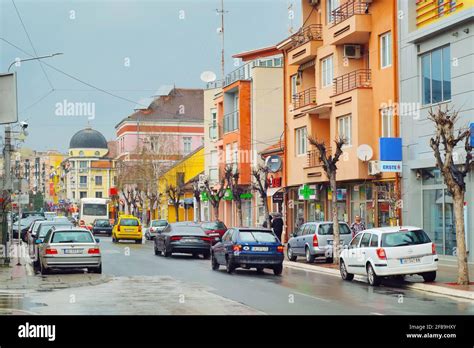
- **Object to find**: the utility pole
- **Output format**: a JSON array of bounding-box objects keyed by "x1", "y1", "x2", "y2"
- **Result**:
[{"x1": 217, "y1": 0, "x2": 227, "y2": 82}]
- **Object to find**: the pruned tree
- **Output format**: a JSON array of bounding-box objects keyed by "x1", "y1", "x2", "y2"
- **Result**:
[
  {"x1": 165, "y1": 184, "x2": 184, "y2": 222},
  {"x1": 0, "y1": 190, "x2": 12, "y2": 246},
  {"x1": 308, "y1": 136, "x2": 346, "y2": 265},
  {"x1": 192, "y1": 179, "x2": 202, "y2": 223},
  {"x1": 225, "y1": 165, "x2": 244, "y2": 227},
  {"x1": 429, "y1": 106, "x2": 472, "y2": 285},
  {"x1": 252, "y1": 165, "x2": 271, "y2": 228},
  {"x1": 202, "y1": 174, "x2": 227, "y2": 221}
]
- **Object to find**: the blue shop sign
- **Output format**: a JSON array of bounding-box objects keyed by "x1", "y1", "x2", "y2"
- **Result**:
[{"x1": 380, "y1": 137, "x2": 402, "y2": 161}]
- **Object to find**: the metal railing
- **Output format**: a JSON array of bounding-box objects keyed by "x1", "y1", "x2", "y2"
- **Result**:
[
  {"x1": 307, "y1": 147, "x2": 331, "y2": 168},
  {"x1": 293, "y1": 87, "x2": 317, "y2": 110},
  {"x1": 206, "y1": 80, "x2": 223, "y2": 89},
  {"x1": 290, "y1": 24, "x2": 323, "y2": 49},
  {"x1": 223, "y1": 57, "x2": 283, "y2": 87},
  {"x1": 79, "y1": 182, "x2": 87, "y2": 188},
  {"x1": 331, "y1": 0, "x2": 370, "y2": 26},
  {"x1": 333, "y1": 69, "x2": 371, "y2": 95},
  {"x1": 223, "y1": 110, "x2": 239, "y2": 134}
]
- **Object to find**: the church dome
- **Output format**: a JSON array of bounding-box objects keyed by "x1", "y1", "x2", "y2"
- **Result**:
[{"x1": 69, "y1": 128, "x2": 108, "y2": 149}]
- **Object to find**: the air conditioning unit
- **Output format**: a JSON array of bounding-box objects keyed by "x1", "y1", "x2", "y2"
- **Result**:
[
  {"x1": 309, "y1": 0, "x2": 320, "y2": 5},
  {"x1": 343, "y1": 45, "x2": 361, "y2": 59},
  {"x1": 368, "y1": 160, "x2": 381, "y2": 176}
]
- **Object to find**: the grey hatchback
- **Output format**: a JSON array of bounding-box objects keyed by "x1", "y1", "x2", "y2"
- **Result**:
[{"x1": 287, "y1": 221, "x2": 353, "y2": 263}]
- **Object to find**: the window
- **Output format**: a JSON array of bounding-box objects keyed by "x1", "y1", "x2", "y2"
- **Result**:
[
  {"x1": 183, "y1": 137, "x2": 192, "y2": 154},
  {"x1": 79, "y1": 191, "x2": 87, "y2": 199},
  {"x1": 304, "y1": 224, "x2": 316, "y2": 235},
  {"x1": 380, "y1": 107, "x2": 394, "y2": 137},
  {"x1": 225, "y1": 144, "x2": 232, "y2": 164},
  {"x1": 296, "y1": 224, "x2": 306, "y2": 236},
  {"x1": 337, "y1": 115, "x2": 352, "y2": 145},
  {"x1": 232, "y1": 142, "x2": 238, "y2": 167},
  {"x1": 380, "y1": 32, "x2": 392, "y2": 68},
  {"x1": 176, "y1": 172, "x2": 185, "y2": 187},
  {"x1": 95, "y1": 176, "x2": 102, "y2": 186},
  {"x1": 295, "y1": 127, "x2": 307, "y2": 156},
  {"x1": 52, "y1": 231, "x2": 93, "y2": 243},
  {"x1": 318, "y1": 223, "x2": 351, "y2": 235},
  {"x1": 72, "y1": 191, "x2": 75, "y2": 199},
  {"x1": 79, "y1": 151, "x2": 84, "y2": 157},
  {"x1": 79, "y1": 176, "x2": 87, "y2": 185},
  {"x1": 120, "y1": 218, "x2": 139, "y2": 226},
  {"x1": 83, "y1": 203, "x2": 107, "y2": 215},
  {"x1": 360, "y1": 233, "x2": 372, "y2": 247},
  {"x1": 321, "y1": 55, "x2": 334, "y2": 88},
  {"x1": 239, "y1": 231, "x2": 278, "y2": 242},
  {"x1": 327, "y1": 0, "x2": 340, "y2": 23},
  {"x1": 210, "y1": 108, "x2": 217, "y2": 140},
  {"x1": 290, "y1": 74, "x2": 298, "y2": 98},
  {"x1": 350, "y1": 233, "x2": 362, "y2": 248},
  {"x1": 79, "y1": 161, "x2": 87, "y2": 169},
  {"x1": 369, "y1": 234, "x2": 379, "y2": 247},
  {"x1": 421, "y1": 46, "x2": 451, "y2": 105},
  {"x1": 95, "y1": 191, "x2": 103, "y2": 198},
  {"x1": 382, "y1": 230, "x2": 431, "y2": 247}
]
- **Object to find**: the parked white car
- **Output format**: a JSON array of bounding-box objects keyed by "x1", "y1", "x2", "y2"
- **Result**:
[{"x1": 339, "y1": 226, "x2": 438, "y2": 286}]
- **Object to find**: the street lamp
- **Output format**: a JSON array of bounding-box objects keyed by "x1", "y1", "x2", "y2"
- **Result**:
[{"x1": 8, "y1": 52, "x2": 63, "y2": 72}]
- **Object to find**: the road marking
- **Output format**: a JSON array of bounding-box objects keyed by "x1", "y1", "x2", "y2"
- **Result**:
[
  {"x1": 292, "y1": 290, "x2": 331, "y2": 303},
  {"x1": 370, "y1": 312, "x2": 384, "y2": 315}
]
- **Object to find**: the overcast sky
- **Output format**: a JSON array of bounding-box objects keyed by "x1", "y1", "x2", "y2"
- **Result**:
[{"x1": 0, "y1": 0, "x2": 301, "y2": 152}]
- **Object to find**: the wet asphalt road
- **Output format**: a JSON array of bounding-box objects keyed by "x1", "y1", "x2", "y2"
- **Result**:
[{"x1": 96, "y1": 236, "x2": 473, "y2": 315}]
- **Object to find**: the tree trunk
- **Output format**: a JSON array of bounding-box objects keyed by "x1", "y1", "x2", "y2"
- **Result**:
[
  {"x1": 263, "y1": 197, "x2": 271, "y2": 229},
  {"x1": 453, "y1": 189, "x2": 470, "y2": 285},
  {"x1": 174, "y1": 203, "x2": 180, "y2": 222},
  {"x1": 236, "y1": 200, "x2": 243, "y2": 227},
  {"x1": 330, "y1": 174, "x2": 340, "y2": 265},
  {"x1": 195, "y1": 200, "x2": 201, "y2": 223},
  {"x1": 213, "y1": 202, "x2": 219, "y2": 221}
]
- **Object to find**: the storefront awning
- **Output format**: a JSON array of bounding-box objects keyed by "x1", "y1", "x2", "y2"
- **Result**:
[{"x1": 267, "y1": 187, "x2": 283, "y2": 197}]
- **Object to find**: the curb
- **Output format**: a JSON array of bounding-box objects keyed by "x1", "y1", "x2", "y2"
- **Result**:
[{"x1": 283, "y1": 261, "x2": 474, "y2": 300}]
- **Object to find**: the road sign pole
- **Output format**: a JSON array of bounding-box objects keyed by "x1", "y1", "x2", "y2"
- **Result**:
[{"x1": 17, "y1": 192, "x2": 21, "y2": 266}]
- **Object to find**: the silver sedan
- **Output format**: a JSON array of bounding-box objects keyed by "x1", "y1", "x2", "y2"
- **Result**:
[{"x1": 38, "y1": 227, "x2": 102, "y2": 275}]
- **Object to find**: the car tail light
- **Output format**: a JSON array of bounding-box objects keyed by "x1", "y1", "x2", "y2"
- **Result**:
[
  {"x1": 313, "y1": 234, "x2": 318, "y2": 247},
  {"x1": 201, "y1": 236, "x2": 212, "y2": 242},
  {"x1": 138, "y1": 226, "x2": 142, "y2": 232},
  {"x1": 45, "y1": 248, "x2": 58, "y2": 255},
  {"x1": 88, "y1": 248, "x2": 100, "y2": 254},
  {"x1": 277, "y1": 245, "x2": 284, "y2": 253},
  {"x1": 233, "y1": 244, "x2": 242, "y2": 251},
  {"x1": 432, "y1": 243, "x2": 436, "y2": 255},
  {"x1": 117, "y1": 225, "x2": 121, "y2": 232},
  {"x1": 376, "y1": 248, "x2": 387, "y2": 260},
  {"x1": 170, "y1": 236, "x2": 182, "y2": 241},
  {"x1": 150, "y1": 227, "x2": 154, "y2": 232}
]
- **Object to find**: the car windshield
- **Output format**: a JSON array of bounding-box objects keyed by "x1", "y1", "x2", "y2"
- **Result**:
[
  {"x1": 151, "y1": 220, "x2": 167, "y2": 227},
  {"x1": 381, "y1": 229, "x2": 431, "y2": 247},
  {"x1": 318, "y1": 223, "x2": 351, "y2": 235},
  {"x1": 202, "y1": 222, "x2": 226, "y2": 230},
  {"x1": 83, "y1": 204, "x2": 107, "y2": 216},
  {"x1": 239, "y1": 231, "x2": 277, "y2": 243},
  {"x1": 95, "y1": 220, "x2": 110, "y2": 227},
  {"x1": 173, "y1": 226, "x2": 205, "y2": 235},
  {"x1": 120, "y1": 219, "x2": 139, "y2": 226},
  {"x1": 51, "y1": 231, "x2": 94, "y2": 243},
  {"x1": 38, "y1": 223, "x2": 72, "y2": 238}
]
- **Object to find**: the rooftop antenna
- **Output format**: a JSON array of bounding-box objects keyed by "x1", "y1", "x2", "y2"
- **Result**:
[
  {"x1": 216, "y1": 0, "x2": 228, "y2": 81},
  {"x1": 288, "y1": 1, "x2": 294, "y2": 34}
]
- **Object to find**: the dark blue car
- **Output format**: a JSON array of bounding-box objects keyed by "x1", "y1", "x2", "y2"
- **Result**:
[{"x1": 211, "y1": 228, "x2": 284, "y2": 275}]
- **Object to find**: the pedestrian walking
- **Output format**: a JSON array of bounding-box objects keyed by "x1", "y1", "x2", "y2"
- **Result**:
[
  {"x1": 350, "y1": 215, "x2": 366, "y2": 237},
  {"x1": 263, "y1": 214, "x2": 272, "y2": 228},
  {"x1": 271, "y1": 213, "x2": 284, "y2": 242}
]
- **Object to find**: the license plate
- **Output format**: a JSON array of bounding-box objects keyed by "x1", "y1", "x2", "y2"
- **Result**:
[
  {"x1": 183, "y1": 238, "x2": 199, "y2": 242},
  {"x1": 327, "y1": 240, "x2": 343, "y2": 245},
  {"x1": 64, "y1": 249, "x2": 83, "y2": 254},
  {"x1": 400, "y1": 257, "x2": 421, "y2": 264},
  {"x1": 125, "y1": 229, "x2": 134, "y2": 232},
  {"x1": 100, "y1": 231, "x2": 106, "y2": 234},
  {"x1": 251, "y1": 246, "x2": 268, "y2": 252}
]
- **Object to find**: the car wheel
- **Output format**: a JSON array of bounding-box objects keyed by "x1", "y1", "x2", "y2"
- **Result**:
[
  {"x1": 211, "y1": 254, "x2": 220, "y2": 271},
  {"x1": 112, "y1": 235, "x2": 117, "y2": 243},
  {"x1": 287, "y1": 245, "x2": 297, "y2": 261},
  {"x1": 192, "y1": 253, "x2": 200, "y2": 258},
  {"x1": 256, "y1": 267, "x2": 264, "y2": 274},
  {"x1": 226, "y1": 257, "x2": 235, "y2": 274},
  {"x1": 326, "y1": 257, "x2": 333, "y2": 263},
  {"x1": 40, "y1": 262, "x2": 49, "y2": 275},
  {"x1": 89, "y1": 264, "x2": 102, "y2": 274},
  {"x1": 163, "y1": 246, "x2": 171, "y2": 257},
  {"x1": 203, "y1": 252, "x2": 211, "y2": 260},
  {"x1": 422, "y1": 271, "x2": 436, "y2": 282},
  {"x1": 340, "y1": 260, "x2": 354, "y2": 281},
  {"x1": 273, "y1": 264, "x2": 283, "y2": 276},
  {"x1": 145, "y1": 234, "x2": 149, "y2": 240},
  {"x1": 305, "y1": 247, "x2": 315, "y2": 263},
  {"x1": 135, "y1": 239, "x2": 142, "y2": 244},
  {"x1": 154, "y1": 246, "x2": 160, "y2": 256},
  {"x1": 367, "y1": 263, "x2": 381, "y2": 286}
]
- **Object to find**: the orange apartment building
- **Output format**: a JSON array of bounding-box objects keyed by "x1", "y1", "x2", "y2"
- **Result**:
[
  {"x1": 277, "y1": 0, "x2": 400, "y2": 237},
  {"x1": 209, "y1": 47, "x2": 284, "y2": 227}
]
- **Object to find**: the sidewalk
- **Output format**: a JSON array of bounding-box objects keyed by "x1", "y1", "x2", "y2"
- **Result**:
[{"x1": 283, "y1": 258, "x2": 474, "y2": 300}]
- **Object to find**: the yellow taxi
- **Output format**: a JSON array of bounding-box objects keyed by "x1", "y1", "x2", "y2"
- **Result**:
[{"x1": 112, "y1": 215, "x2": 143, "y2": 244}]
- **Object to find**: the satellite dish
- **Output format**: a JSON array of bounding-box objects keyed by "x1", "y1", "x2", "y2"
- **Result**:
[
  {"x1": 265, "y1": 155, "x2": 282, "y2": 173},
  {"x1": 200, "y1": 71, "x2": 217, "y2": 83},
  {"x1": 357, "y1": 144, "x2": 373, "y2": 162}
]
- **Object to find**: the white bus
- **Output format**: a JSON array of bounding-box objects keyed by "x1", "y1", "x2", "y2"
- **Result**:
[{"x1": 79, "y1": 198, "x2": 109, "y2": 226}]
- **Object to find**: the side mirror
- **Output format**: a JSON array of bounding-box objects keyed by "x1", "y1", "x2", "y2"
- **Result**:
[
  {"x1": 292, "y1": 233, "x2": 297, "y2": 238},
  {"x1": 95, "y1": 238, "x2": 100, "y2": 243},
  {"x1": 35, "y1": 239, "x2": 43, "y2": 244}
]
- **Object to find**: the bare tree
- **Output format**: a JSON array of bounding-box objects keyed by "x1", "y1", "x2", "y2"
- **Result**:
[
  {"x1": 429, "y1": 106, "x2": 472, "y2": 285},
  {"x1": 308, "y1": 136, "x2": 346, "y2": 265},
  {"x1": 0, "y1": 190, "x2": 12, "y2": 246},
  {"x1": 192, "y1": 179, "x2": 202, "y2": 223},
  {"x1": 165, "y1": 184, "x2": 184, "y2": 222},
  {"x1": 252, "y1": 165, "x2": 271, "y2": 228},
  {"x1": 225, "y1": 165, "x2": 244, "y2": 226},
  {"x1": 202, "y1": 174, "x2": 227, "y2": 221}
]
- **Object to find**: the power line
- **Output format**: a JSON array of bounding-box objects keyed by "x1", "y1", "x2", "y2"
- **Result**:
[
  {"x1": 20, "y1": 89, "x2": 54, "y2": 120},
  {"x1": 11, "y1": 0, "x2": 54, "y2": 90}
]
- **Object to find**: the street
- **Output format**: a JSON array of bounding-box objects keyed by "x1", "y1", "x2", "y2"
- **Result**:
[{"x1": 2, "y1": 237, "x2": 472, "y2": 316}]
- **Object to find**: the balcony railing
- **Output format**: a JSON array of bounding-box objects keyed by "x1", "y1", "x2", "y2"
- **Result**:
[
  {"x1": 290, "y1": 24, "x2": 323, "y2": 49},
  {"x1": 331, "y1": 0, "x2": 370, "y2": 26},
  {"x1": 293, "y1": 87, "x2": 317, "y2": 110},
  {"x1": 307, "y1": 147, "x2": 331, "y2": 168},
  {"x1": 224, "y1": 57, "x2": 283, "y2": 87},
  {"x1": 333, "y1": 69, "x2": 371, "y2": 95},
  {"x1": 223, "y1": 110, "x2": 239, "y2": 134},
  {"x1": 79, "y1": 182, "x2": 88, "y2": 188}
]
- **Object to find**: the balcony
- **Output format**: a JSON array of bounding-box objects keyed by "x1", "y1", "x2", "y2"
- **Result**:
[
  {"x1": 333, "y1": 69, "x2": 371, "y2": 96},
  {"x1": 224, "y1": 57, "x2": 283, "y2": 87},
  {"x1": 416, "y1": 0, "x2": 465, "y2": 28},
  {"x1": 79, "y1": 182, "x2": 88, "y2": 188},
  {"x1": 223, "y1": 110, "x2": 239, "y2": 134},
  {"x1": 292, "y1": 87, "x2": 317, "y2": 112},
  {"x1": 288, "y1": 24, "x2": 323, "y2": 66},
  {"x1": 327, "y1": 0, "x2": 371, "y2": 46}
]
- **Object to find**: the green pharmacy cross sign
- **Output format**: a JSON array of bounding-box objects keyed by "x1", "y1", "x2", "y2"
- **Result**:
[
  {"x1": 223, "y1": 188, "x2": 234, "y2": 201},
  {"x1": 298, "y1": 184, "x2": 316, "y2": 200},
  {"x1": 200, "y1": 192, "x2": 210, "y2": 202},
  {"x1": 240, "y1": 193, "x2": 253, "y2": 200}
]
